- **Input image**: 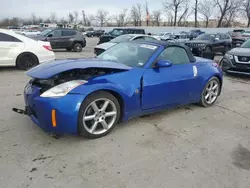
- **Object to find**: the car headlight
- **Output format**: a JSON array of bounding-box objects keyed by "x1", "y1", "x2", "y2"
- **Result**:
[
  {"x1": 224, "y1": 53, "x2": 234, "y2": 59},
  {"x1": 40, "y1": 80, "x2": 88, "y2": 98}
]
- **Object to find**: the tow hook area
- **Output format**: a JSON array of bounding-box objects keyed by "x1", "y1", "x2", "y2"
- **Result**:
[{"x1": 12, "y1": 106, "x2": 31, "y2": 116}]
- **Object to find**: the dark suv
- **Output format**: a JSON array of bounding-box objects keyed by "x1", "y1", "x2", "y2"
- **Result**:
[
  {"x1": 28, "y1": 28, "x2": 86, "y2": 52},
  {"x1": 98, "y1": 28, "x2": 145, "y2": 44},
  {"x1": 185, "y1": 33, "x2": 232, "y2": 56}
]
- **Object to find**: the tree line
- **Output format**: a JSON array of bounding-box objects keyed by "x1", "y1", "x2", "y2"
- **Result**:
[{"x1": 1, "y1": 0, "x2": 250, "y2": 28}]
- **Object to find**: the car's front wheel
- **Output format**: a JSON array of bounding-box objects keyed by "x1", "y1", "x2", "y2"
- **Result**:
[
  {"x1": 78, "y1": 91, "x2": 120, "y2": 138},
  {"x1": 199, "y1": 77, "x2": 221, "y2": 107}
]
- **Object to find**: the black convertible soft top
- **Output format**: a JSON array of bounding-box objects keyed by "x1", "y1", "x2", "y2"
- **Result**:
[{"x1": 130, "y1": 40, "x2": 196, "y2": 63}]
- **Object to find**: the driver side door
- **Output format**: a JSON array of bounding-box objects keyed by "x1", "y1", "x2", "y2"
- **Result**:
[
  {"x1": 47, "y1": 30, "x2": 62, "y2": 49},
  {"x1": 142, "y1": 46, "x2": 199, "y2": 110}
]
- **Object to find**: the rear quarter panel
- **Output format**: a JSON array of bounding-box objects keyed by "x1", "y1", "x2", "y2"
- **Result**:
[{"x1": 195, "y1": 57, "x2": 223, "y2": 95}]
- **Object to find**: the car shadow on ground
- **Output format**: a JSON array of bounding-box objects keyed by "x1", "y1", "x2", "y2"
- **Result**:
[{"x1": 0, "y1": 66, "x2": 24, "y2": 72}]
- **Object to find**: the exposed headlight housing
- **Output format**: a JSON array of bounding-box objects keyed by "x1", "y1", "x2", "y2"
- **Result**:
[
  {"x1": 40, "y1": 80, "x2": 87, "y2": 98},
  {"x1": 225, "y1": 53, "x2": 234, "y2": 59}
]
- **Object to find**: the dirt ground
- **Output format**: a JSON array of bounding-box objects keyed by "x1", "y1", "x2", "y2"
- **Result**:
[{"x1": 1, "y1": 38, "x2": 250, "y2": 188}]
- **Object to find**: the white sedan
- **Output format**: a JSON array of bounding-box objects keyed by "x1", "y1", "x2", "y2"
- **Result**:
[
  {"x1": 94, "y1": 34, "x2": 160, "y2": 56},
  {"x1": 0, "y1": 29, "x2": 55, "y2": 70}
]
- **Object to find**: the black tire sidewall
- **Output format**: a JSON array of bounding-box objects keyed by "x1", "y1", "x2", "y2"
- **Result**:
[
  {"x1": 200, "y1": 77, "x2": 220, "y2": 107},
  {"x1": 73, "y1": 43, "x2": 83, "y2": 52},
  {"x1": 16, "y1": 53, "x2": 38, "y2": 70},
  {"x1": 77, "y1": 91, "x2": 121, "y2": 139}
]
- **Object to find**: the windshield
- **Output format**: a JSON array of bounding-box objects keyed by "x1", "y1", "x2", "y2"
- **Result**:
[
  {"x1": 97, "y1": 42, "x2": 159, "y2": 67},
  {"x1": 241, "y1": 39, "x2": 250, "y2": 48},
  {"x1": 195, "y1": 34, "x2": 214, "y2": 40},
  {"x1": 110, "y1": 35, "x2": 134, "y2": 43},
  {"x1": 110, "y1": 29, "x2": 125, "y2": 36},
  {"x1": 39, "y1": 29, "x2": 52, "y2": 36}
]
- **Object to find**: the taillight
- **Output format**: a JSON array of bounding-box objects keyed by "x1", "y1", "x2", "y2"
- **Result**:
[{"x1": 43, "y1": 45, "x2": 52, "y2": 51}]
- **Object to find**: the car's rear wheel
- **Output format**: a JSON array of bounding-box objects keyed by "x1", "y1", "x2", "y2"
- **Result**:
[
  {"x1": 16, "y1": 53, "x2": 39, "y2": 70},
  {"x1": 199, "y1": 77, "x2": 221, "y2": 107},
  {"x1": 73, "y1": 43, "x2": 83, "y2": 52},
  {"x1": 78, "y1": 91, "x2": 120, "y2": 139}
]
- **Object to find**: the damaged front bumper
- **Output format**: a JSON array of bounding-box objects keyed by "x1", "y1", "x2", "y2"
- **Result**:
[{"x1": 13, "y1": 82, "x2": 87, "y2": 135}]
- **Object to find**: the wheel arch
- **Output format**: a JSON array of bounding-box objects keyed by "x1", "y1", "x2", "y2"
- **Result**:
[
  {"x1": 15, "y1": 51, "x2": 39, "y2": 66},
  {"x1": 83, "y1": 89, "x2": 125, "y2": 122}
]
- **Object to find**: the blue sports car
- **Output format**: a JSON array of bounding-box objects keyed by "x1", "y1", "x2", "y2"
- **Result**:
[{"x1": 14, "y1": 40, "x2": 223, "y2": 138}]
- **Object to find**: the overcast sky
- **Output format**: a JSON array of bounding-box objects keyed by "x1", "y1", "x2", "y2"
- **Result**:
[{"x1": 1, "y1": 0, "x2": 162, "y2": 19}]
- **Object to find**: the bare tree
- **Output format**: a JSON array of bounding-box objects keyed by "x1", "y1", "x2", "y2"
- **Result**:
[
  {"x1": 82, "y1": 10, "x2": 87, "y2": 26},
  {"x1": 152, "y1": 10, "x2": 161, "y2": 26},
  {"x1": 68, "y1": 13, "x2": 74, "y2": 23},
  {"x1": 224, "y1": 0, "x2": 242, "y2": 27},
  {"x1": 31, "y1": 13, "x2": 37, "y2": 24},
  {"x1": 74, "y1": 11, "x2": 79, "y2": 24},
  {"x1": 130, "y1": 4, "x2": 143, "y2": 26},
  {"x1": 214, "y1": 0, "x2": 236, "y2": 27},
  {"x1": 242, "y1": 0, "x2": 250, "y2": 27},
  {"x1": 115, "y1": 9, "x2": 129, "y2": 27},
  {"x1": 136, "y1": 3, "x2": 143, "y2": 26},
  {"x1": 96, "y1": 9, "x2": 109, "y2": 27},
  {"x1": 131, "y1": 5, "x2": 139, "y2": 26},
  {"x1": 198, "y1": 0, "x2": 213, "y2": 27},
  {"x1": 163, "y1": 0, "x2": 187, "y2": 26},
  {"x1": 177, "y1": 2, "x2": 190, "y2": 26},
  {"x1": 145, "y1": 0, "x2": 150, "y2": 26},
  {"x1": 86, "y1": 14, "x2": 94, "y2": 26},
  {"x1": 194, "y1": 0, "x2": 198, "y2": 27},
  {"x1": 50, "y1": 12, "x2": 57, "y2": 23}
]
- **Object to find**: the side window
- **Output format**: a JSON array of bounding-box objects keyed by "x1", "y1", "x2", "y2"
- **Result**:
[
  {"x1": 220, "y1": 34, "x2": 225, "y2": 40},
  {"x1": 0, "y1": 33, "x2": 21, "y2": 42},
  {"x1": 157, "y1": 46, "x2": 190, "y2": 65},
  {"x1": 49, "y1": 30, "x2": 61, "y2": 37},
  {"x1": 225, "y1": 34, "x2": 230, "y2": 39},
  {"x1": 62, "y1": 30, "x2": 76, "y2": 36}
]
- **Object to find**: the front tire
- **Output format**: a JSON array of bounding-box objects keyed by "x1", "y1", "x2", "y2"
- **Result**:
[
  {"x1": 199, "y1": 77, "x2": 221, "y2": 107},
  {"x1": 16, "y1": 53, "x2": 39, "y2": 70},
  {"x1": 73, "y1": 43, "x2": 83, "y2": 52},
  {"x1": 78, "y1": 91, "x2": 121, "y2": 139}
]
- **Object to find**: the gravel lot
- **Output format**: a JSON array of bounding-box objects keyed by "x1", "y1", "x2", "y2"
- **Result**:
[{"x1": 1, "y1": 38, "x2": 250, "y2": 188}]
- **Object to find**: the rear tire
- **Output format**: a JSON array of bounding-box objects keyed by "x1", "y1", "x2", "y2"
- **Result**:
[
  {"x1": 73, "y1": 43, "x2": 83, "y2": 52},
  {"x1": 78, "y1": 91, "x2": 121, "y2": 139},
  {"x1": 199, "y1": 77, "x2": 221, "y2": 107},
  {"x1": 16, "y1": 53, "x2": 39, "y2": 70}
]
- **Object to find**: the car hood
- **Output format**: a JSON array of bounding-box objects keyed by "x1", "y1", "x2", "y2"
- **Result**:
[
  {"x1": 228, "y1": 47, "x2": 250, "y2": 56},
  {"x1": 185, "y1": 40, "x2": 211, "y2": 44},
  {"x1": 95, "y1": 42, "x2": 117, "y2": 50},
  {"x1": 26, "y1": 58, "x2": 132, "y2": 79}
]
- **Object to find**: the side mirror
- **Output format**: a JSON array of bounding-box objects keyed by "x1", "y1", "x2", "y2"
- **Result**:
[
  {"x1": 155, "y1": 60, "x2": 172, "y2": 68},
  {"x1": 236, "y1": 43, "x2": 241, "y2": 47},
  {"x1": 214, "y1": 37, "x2": 219, "y2": 41},
  {"x1": 47, "y1": 34, "x2": 53, "y2": 37}
]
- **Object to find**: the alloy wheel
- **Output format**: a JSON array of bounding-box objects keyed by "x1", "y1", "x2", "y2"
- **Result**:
[
  {"x1": 204, "y1": 80, "x2": 219, "y2": 104},
  {"x1": 83, "y1": 98, "x2": 117, "y2": 135}
]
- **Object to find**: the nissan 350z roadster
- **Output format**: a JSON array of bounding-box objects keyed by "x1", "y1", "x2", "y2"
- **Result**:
[{"x1": 14, "y1": 40, "x2": 223, "y2": 139}]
